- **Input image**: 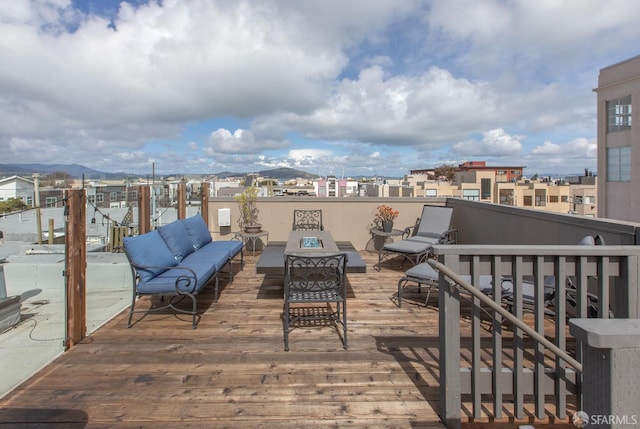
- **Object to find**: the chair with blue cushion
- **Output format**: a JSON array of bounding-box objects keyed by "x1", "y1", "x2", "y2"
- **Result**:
[
  {"x1": 124, "y1": 229, "x2": 203, "y2": 328},
  {"x1": 123, "y1": 215, "x2": 242, "y2": 328}
]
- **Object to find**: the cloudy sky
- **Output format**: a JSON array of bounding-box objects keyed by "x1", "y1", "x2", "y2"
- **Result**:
[{"x1": 1, "y1": 0, "x2": 639, "y2": 178}]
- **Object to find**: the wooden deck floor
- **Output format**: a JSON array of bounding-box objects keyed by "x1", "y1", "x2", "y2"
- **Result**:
[
  {"x1": 0, "y1": 251, "x2": 447, "y2": 428},
  {"x1": 0, "y1": 251, "x2": 575, "y2": 428}
]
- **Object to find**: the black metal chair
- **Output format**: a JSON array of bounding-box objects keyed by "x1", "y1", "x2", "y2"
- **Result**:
[
  {"x1": 283, "y1": 253, "x2": 348, "y2": 351},
  {"x1": 292, "y1": 209, "x2": 324, "y2": 231}
]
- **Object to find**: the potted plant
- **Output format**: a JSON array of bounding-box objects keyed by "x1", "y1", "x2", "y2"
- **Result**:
[
  {"x1": 235, "y1": 187, "x2": 261, "y2": 232},
  {"x1": 373, "y1": 204, "x2": 399, "y2": 232}
]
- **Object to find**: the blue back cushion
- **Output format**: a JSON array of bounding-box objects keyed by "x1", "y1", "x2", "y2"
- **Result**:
[
  {"x1": 124, "y1": 231, "x2": 178, "y2": 283},
  {"x1": 157, "y1": 220, "x2": 195, "y2": 261},
  {"x1": 182, "y1": 215, "x2": 213, "y2": 250}
]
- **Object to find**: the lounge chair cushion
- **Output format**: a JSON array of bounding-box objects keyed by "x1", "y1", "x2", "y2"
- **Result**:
[
  {"x1": 182, "y1": 215, "x2": 213, "y2": 250},
  {"x1": 158, "y1": 220, "x2": 195, "y2": 262},
  {"x1": 403, "y1": 263, "x2": 494, "y2": 294},
  {"x1": 383, "y1": 239, "x2": 435, "y2": 255},
  {"x1": 404, "y1": 262, "x2": 439, "y2": 281},
  {"x1": 124, "y1": 231, "x2": 178, "y2": 283}
]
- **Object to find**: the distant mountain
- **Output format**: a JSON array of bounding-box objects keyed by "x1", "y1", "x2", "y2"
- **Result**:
[
  {"x1": 0, "y1": 164, "x2": 318, "y2": 181},
  {"x1": 258, "y1": 167, "x2": 319, "y2": 180},
  {"x1": 0, "y1": 163, "x2": 131, "y2": 179}
]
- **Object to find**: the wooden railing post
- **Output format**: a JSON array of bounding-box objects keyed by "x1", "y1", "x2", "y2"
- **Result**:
[
  {"x1": 200, "y1": 182, "x2": 209, "y2": 227},
  {"x1": 438, "y1": 253, "x2": 461, "y2": 429},
  {"x1": 138, "y1": 185, "x2": 150, "y2": 234},
  {"x1": 177, "y1": 183, "x2": 186, "y2": 220},
  {"x1": 64, "y1": 188, "x2": 86, "y2": 350}
]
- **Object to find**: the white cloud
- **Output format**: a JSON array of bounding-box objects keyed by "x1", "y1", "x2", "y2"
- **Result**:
[
  {"x1": 531, "y1": 137, "x2": 596, "y2": 158},
  {"x1": 204, "y1": 128, "x2": 288, "y2": 156},
  {"x1": 452, "y1": 128, "x2": 523, "y2": 156},
  {"x1": 0, "y1": 0, "x2": 636, "y2": 176},
  {"x1": 266, "y1": 65, "x2": 504, "y2": 148}
]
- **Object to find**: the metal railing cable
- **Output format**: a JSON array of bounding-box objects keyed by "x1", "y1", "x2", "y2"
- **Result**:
[{"x1": 426, "y1": 258, "x2": 583, "y2": 372}]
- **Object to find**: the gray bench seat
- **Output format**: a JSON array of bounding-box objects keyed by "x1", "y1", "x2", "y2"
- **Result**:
[{"x1": 256, "y1": 241, "x2": 366, "y2": 274}]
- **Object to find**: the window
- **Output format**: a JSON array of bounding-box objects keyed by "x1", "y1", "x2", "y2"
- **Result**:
[
  {"x1": 45, "y1": 197, "x2": 57, "y2": 206},
  {"x1": 549, "y1": 195, "x2": 559, "y2": 203},
  {"x1": 584, "y1": 196, "x2": 595, "y2": 205},
  {"x1": 607, "y1": 146, "x2": 631, "y2": 181},
  {"x1": 523, "y1": 196, "x2": 532, "y2": 206},
  {"x1": 499, "y1": 191, "x2": 514, "y2": 205},
  {"x1": 96, "y1": 193, "x2": 104, "y2": 203},
  {"x1": 110, "y1": 192, "x2": 119, "y2": 201},
  {"x1": 462, "y1": 189, "x2": 480, "y2": 201},
  {"x1": 481, "y1": 178, "x2": 491, "y2": 199},
  {"x1": 607, "y1": 95, "x2": 632, "y2": 132}
]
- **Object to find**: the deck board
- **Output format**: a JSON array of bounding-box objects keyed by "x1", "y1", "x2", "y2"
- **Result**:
[{"x1": 0, "y1": 251, "x2": 572, "y2": 428}]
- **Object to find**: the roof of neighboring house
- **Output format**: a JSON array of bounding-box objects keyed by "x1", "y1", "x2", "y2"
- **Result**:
[{"x1": 0, "y1": 176, "x2": 34, "y2": 185}]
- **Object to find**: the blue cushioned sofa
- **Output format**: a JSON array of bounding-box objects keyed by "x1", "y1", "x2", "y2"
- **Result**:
[{"x1": 123, "y1": 215, "x2": 243, "y2": 328}]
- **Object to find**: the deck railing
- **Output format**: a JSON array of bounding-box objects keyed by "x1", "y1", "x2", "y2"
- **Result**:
[{"x1": 431, "y1": 244, "x2": 640, "y2": 429}]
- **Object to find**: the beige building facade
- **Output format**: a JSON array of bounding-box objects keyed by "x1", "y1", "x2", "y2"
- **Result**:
[
  {"x1": 595, "y1": 55, "x2": 640, "y2": 222},
  {"x1": 407, "y1": 169, "x2": 596, "y2": 216}
]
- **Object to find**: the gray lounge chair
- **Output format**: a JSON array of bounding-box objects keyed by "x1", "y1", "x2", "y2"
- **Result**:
[
  {"x1": 377, "y1": 205, "x2": 455, "y2": 270},
  {"x1": 396, "y1": 234, "x2": 608, "y2": 318},
  {"x1": 397, "y1": 262, "x2": 495, "y2": 307}
]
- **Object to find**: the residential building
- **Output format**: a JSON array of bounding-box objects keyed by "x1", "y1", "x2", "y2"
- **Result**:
[
  {"x1": 407, "y1": 162, "x2": 596, "y2": 215},
  {"x1": 0, "y1": 176, "x2": 34, "y2": 206},
  {"x1": 314, "y1": 176, "x2": 359, "y2": 197},
  {"x1": 595, "y1": 54, "x2": 640, "y2": 222},
  {"x1": 458, "y1": 160, "x2": 524, "y2": 182}
]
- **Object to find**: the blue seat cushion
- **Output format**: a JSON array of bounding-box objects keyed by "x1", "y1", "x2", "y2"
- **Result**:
[
  {"x1": 182, "y1": 246, "x2": 231, "y2": 271},
  {"x1": 182, "y1": 215, "x2": 213, "y2": 250},
  {"x1": 206, "y1": 240, "x2": 243, "y2": 259},
  {"x1": 136, "y1": 263, "x2": 217, "y2": 295},
  {"x1": 157, "y1": 220, "x2": 195, "y2": 262},
  {"x1": 124, "y1": 231, "x2": 178, "y2": 283}
]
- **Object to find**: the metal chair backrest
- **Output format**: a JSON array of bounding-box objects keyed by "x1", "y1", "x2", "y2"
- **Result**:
[
  {"x1": 284, "y1": 253, "x2": 347, "y2": 301},
  {"x1": 413, "y1": 206, "x2": 453, "y2": 239},
  {"x1": 292, "y1": 209, "x2": 324, "y2": 231},
  {"x1": 283, "y1": 252, "x2": 348, "y2": 350}
]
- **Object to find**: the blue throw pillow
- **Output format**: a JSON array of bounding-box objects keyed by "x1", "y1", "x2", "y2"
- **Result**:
[
  {"x1": 157, "y1": 220, "x2": 195, "y2": 261},
  {"x1": 182, "y1": 215, "x2": 213, "y2": 250},
  {"x1": 124, "y1": 231, "x2": 178, "y2": 283}
]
